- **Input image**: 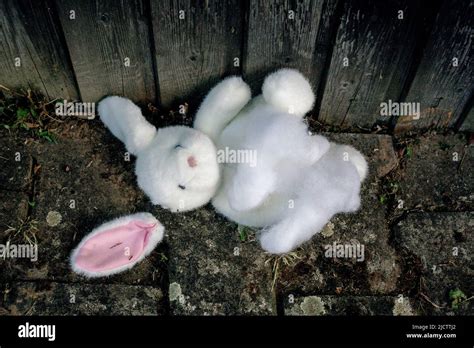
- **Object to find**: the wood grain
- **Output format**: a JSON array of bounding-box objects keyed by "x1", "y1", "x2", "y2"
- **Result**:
[
  {"x1": 459, "y1": 104, "x2": 474, "y2": 132},
  {"x1": 55, "y1": 0, "x2": 156, "y2": 103},
  {"x1": 0, "y1": 0, "x2": 78, "y2": 99},
  {"x1": 1, "y1": 0, "x2": 471, "y2": 134},
  {"x1": 394, "y1": 0, "x2": 473, "y2": 132},
  {"x1": 243, "y1": 0, "x2": 339, "y2": 94},
  {"x1": 151, "y1": 0, "x2": 242, "y2": 108},
  {"x1": 318, "y1": 0, "x2": 422, "y2": 130}
]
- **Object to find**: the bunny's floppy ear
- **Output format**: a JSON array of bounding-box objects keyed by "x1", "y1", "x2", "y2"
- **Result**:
[
  {"x1": 70, "y1": 213, "x2": 164, "y2": 278},
  {"x1": 98, "y1": 96, "x2": 157, "y2": 155}
]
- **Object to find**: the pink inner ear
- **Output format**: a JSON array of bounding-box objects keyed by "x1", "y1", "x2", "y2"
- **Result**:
[{"x1": 74, "y1": 220, "x2": 156, "y2": 273}]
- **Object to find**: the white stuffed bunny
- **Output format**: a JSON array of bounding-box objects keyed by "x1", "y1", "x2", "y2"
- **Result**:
[{"x1": 95, "y1": 69, "x2": 367, "y2": 255}]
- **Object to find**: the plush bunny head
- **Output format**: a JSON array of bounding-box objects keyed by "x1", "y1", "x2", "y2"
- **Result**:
[
  {"x1": 135, "y1": 126, "x2": 220, "y2": 211},
  {"x1": 98, "y1": 96, "x2": 220, "y2": 212}
]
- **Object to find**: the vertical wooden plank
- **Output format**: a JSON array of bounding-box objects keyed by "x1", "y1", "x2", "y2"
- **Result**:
[
  {"x1": 243, "y1": 0, "x2": 339, "y2": 94},
  {"x1": 151, "y1": 0, "x2": 242, "y2": 108},
  {"x1": 56, "y1": 0, "x2": 156, "y2": 103},
  {"x1": 395, "y1": 0, "x2": 473, "y2": 132},
  {"x1": 459, "y1": 104, "x2": 474, "y2": 133},
  {"x1": 318, "y1": 0, "x2": 422, "y2": 130},
  {"x1": 0, "y1": 0, "x2": 78, "y2": 99}
]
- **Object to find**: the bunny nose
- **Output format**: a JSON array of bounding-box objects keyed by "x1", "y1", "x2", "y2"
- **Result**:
[{"x1": 187, "y1": 156, "x2": 197, "y2": 168}]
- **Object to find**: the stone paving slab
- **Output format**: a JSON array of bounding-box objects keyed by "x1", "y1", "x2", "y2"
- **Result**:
[
  {"x1": 153, "y1": 131, "x2": 400, "y2": 315},
  {"x1": 1, "y1": 123, "x2": 167, "y2": 287},
  {"x1": 155, "y1": 206, "x2": 276, "y2": 315},
  {"x1": 2, "y1": 121, "x2": 472, "y2": 316},
  {"x1": 0, "y1": 130, "x2": 32, "y2": 192},
  {"x1": 0, "y1": 281, "x2": 165, "y2": 315},
  {"x1": 277, "y1": 134, "x2": 400, "y2": 297},
  {"x1": 396, "y1": 134, "x2": 473, "y2": 211},
  {"x1": 1, "y1": 121, "x2": 275, "y2": 314},
  {"x1": 284, "y1": 295, "x2": 416, "y2": 316},
  {"x1": 394, "y1": 212, "x2": 473, "y2": 315}
]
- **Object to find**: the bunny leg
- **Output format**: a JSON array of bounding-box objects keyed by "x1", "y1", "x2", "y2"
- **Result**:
[
  {"x1": 194, "y1": 76, "x2": 251, "y2": 142},
  {"x1": 259, "y1": 206, "x2": 331, "y2": 254},
  {"x1": 262, "y1": 68, "x2": 315, "y2": 117}
]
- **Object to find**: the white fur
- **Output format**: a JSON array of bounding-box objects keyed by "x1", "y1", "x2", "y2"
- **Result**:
[
  {"x1": 194, "y1": 76, "x2": 251, "y2": 142},
  {"x1": 135, "y1": 126, "x2": 220, "y2": 212},
  {"x1": 70, "y1": 213, "x2": 164, "y2": 278},
  {"x1": 98, "y1": 96, "x2": 157, "y2": 155},
  {"x1": 99, "y1": 98, "x2": 220, "y2": 212},
  {"x1": 262, "y1": 68, "x2": 315, "y2": 117},
  {"x1": 98, "y1": 68, "x2": 368, "y2": 254},
  {"x1": 342, "y1": 145, "x2": 368, "y2": 181}
]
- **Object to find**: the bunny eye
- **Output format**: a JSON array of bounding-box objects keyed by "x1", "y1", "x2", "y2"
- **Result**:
[
  {"x1": 174, "y1": 144, "x2": 183, "y2": 149},
  {"x1": 178, "y1": 184, "x2": 186, "y2": 190}
]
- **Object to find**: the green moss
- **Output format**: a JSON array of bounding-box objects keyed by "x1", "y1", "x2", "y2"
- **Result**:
[
  {"x1": 406, "y1": 146, "x2": 413, "y2": 158},
  {"x1": 449, "y1": 288, "x2": 467, "y2": 309}
]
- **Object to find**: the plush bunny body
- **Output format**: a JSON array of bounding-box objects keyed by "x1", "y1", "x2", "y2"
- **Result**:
[
  {"x1": 195, "y1": 70, "x2": 367, "y2": 253},
  {"x1": 98, "y1": 69, "x2": 367, "y2": 254}
]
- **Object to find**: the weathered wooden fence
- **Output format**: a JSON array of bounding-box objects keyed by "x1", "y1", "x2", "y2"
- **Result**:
[{"x1": 1, "y1": 0, "x2": 472, "y2": 132}]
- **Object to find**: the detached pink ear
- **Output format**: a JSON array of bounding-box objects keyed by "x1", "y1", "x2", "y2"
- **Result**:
[{"x1": 70, "y1": 213, "x2": 164, "y2": 278}]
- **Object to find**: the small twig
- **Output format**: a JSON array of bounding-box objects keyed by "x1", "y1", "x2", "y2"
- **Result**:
[
  {"x1": 265, "y1": 251, "x2": 302, "y2": 291},
  {"x1": 456, "y1": 147, "x2": 468, "y2": 172},
  {"x1": 356, "y1": 125, "x2": 372, "y2": 132},
  {"x1": 419, "y1": 292, "x2": 445, "y2": 309},
  {"x1": 459, "y1": 296, "x2": 474, "y2": 305},
  {"x1": 0, "y1": 85, "x2": 25, "y2": 97},
  {"x1": 44, "y1": 98, "x2": 60, "y2": 106},
  {"x1": 24, "y1": 302, "x2": 36, "y2": 316},
  {"x1": 44, "y1": 112, "x2": 64, "y2": 123},
  {"x1": 271, "y1": 258, "x2": 279, "y2": 291}
]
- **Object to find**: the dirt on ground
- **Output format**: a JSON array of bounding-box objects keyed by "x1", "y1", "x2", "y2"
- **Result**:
[{"x1": 0, "y1": 95, "x2": 472, "y2": 315}]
